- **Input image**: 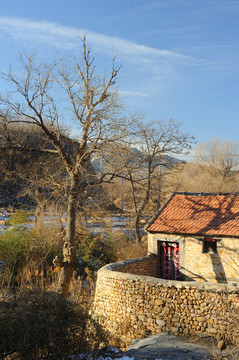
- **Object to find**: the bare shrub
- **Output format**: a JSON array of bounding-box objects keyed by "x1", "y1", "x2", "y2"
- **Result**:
[
  {"x1": 0, "y1": 289, "x2": 107, "y2": 359},
  {"x1": 68, "y1": 268, "x2": 97, "y2": 309},
  {"x1": 113, "y1": 237, "x2": 147, "y2": 261}
]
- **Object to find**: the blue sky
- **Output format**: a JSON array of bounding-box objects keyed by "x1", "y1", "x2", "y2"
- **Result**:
[{"x1": 0, "y1": 0, "x2": 238, "y2": 146}]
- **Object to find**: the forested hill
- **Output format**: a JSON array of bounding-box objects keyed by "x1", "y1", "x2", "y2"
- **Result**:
[
  {"x1": 0, "y1": 125, "x2": 184, "y2": 211},
  {"x1": 0, "y1": 126, "x2": 118, "y2": 211}
]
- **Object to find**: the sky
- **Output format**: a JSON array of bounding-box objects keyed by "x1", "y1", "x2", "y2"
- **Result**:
[{"x1": 0, "y1": 0, "x2": 238, "y2": 146}]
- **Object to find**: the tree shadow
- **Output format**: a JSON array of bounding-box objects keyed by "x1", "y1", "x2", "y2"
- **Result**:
[
  {"x1": 187, "y1": 194, "x2": 239, "y2": 236},
  {"x1": 184, "y1": 194, "x2": 239, "y2": 283},
  {"x1": 156, "y1": 194, "x2": 239, "y2": 282}
]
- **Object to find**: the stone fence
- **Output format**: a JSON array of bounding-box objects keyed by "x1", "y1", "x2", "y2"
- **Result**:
[{"x1": 92, "y1": 256, "x2": 239, "y2": 344}]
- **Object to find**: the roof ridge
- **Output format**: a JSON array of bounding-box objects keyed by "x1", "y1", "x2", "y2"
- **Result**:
[{"x1": 173, "y1": 192, "x2": 239, "y2": 196}]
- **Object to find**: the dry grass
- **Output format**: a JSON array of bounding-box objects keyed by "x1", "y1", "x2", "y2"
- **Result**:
[
  {"x1": 0, "y1": 288, "x2": 107, "y2": 359},
  {"x1": 0, "y1": 264, "x2": 97, "y2": 307},
  {"x1": 115, "y1": 240, "x2": 147, "y2": 261},
  {"x1": 0, "y1": 209, "x2": 150, "y2": 357}
]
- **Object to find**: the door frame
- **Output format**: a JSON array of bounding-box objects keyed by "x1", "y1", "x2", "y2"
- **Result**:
[{"x1": 157, "y1": 240, "x2": 179, "y2": 280}]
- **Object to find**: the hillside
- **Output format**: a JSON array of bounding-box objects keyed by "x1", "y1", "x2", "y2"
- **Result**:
[{"x1": 0, "y1": 126, "x2": 119, "y2": 212}]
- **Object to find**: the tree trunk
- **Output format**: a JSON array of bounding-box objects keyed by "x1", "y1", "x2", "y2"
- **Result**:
[
  {"x1": 57, "y1": 242, "x2": 74, "y2": 298},
  {"x1": 57, "y1": 174, "x2": 77, "y2": 298},
  {"x1": 134, "y1": 215, "x2": 142, "y2": 244}
]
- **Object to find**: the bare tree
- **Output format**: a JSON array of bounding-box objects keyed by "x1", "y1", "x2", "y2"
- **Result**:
[
  {"x1": 165, "y1": 139, "x2": 239, "y2": 196},
  {"x1": 107, "y1": 118, "x2": 194, "y2": 243},
  {"x1": 0, "y1": 36, "x2": 128, "y2": 297},
  {"x1": 195, "y1": 138, "x2": 239, "y2": 189}
]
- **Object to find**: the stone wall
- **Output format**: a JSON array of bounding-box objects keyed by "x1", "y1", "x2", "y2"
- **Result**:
[
  {"x1": 92, "y1": 257, "x2": 239, "y2": 345},
  {"x1": 108, "y1": 255, "x2": 158, "y2": 277},
  {"x1": 148, "y1": 233, "x2": 239, "y2": 283}
]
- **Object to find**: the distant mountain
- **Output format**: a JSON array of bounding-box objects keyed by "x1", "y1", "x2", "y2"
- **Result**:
[{"x1": 91, "y1": 146, "x2": 185, "y2": 174}]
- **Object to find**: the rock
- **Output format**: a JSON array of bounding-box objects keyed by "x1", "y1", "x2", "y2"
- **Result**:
[
  {"x1": 218, "y1": 339, "x2": 226, "y2": 352},
  {"x1": 126, "y1": 333, "x2": 212, "y2": 359},
  {"x1": 156, "y1": 319, "x2": 165, "y2": 326},
  {"x1": 96, "y1": 346, "x2": 125, "y2": 358},
  {"x1": 206, "y1": 327, "x2": 217, "y2": 334},
  {"x1": 170, "y1": 326, "x2": 179, "y2": 333}
]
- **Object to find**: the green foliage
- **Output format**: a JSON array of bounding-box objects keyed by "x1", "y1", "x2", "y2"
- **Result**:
[
  {"x1": 0, "y1": 221, "x2": 29, "y2": 287},
  {"x1": 0, "y1": 211, "x2": 62, "y2": 289},
  {"x1": 0, "y1": 211, "x2": 33, "y2": 282},
  {"x1": 5, "y1": 210, "x2": 32, "y2": 227},
  {"x1": 0, "y1": 289, "x2": 107, "y2": 359},
  {"x1": 76, "y1": 234, "x2": 117, "y2": 273},
  {"x1": 0, "y1": 210, "x2": 144, "y2": 294}
]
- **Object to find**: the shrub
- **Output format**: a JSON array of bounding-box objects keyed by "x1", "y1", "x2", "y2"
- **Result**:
[
  {"x1": 0, "y1": 210, "x2": 62, "y2": 291},
  {"x1": 0, "y1": 289, "x2": 107, "y2": 359},
  {"x1": 5, "y1": 210, "x2": 32, "y2": 228},
  {"x1": 0, "y1": 216, "x2": 30, "y2": 289},
  {"x1": 75, "y1": 233, "x2": 117, "y2": 274}
]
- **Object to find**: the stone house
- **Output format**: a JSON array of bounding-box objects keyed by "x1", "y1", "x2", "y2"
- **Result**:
[{"x1": 145, "y1": 192, "x2": 239, "y2": 284}]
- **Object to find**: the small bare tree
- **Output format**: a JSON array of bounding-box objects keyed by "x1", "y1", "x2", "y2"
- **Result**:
[
  {"x1": 195, "y1": 138, "x2": 239, "y2": 190},
  {"x1": 107, "y1": 118, "x2": 194, "y2": 243},
  {"x1": 0, "y1": 36, "x2": 128, "y2": 297},
  {"x1": 165, "y1": 139, "x2": 239, "y2": 196}
]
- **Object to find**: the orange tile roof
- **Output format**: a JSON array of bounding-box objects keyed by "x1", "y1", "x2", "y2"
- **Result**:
[{"x1": 146, "y1": 193, "x2": 239, "y2": 237}]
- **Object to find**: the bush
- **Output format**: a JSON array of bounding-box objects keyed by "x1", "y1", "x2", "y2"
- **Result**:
[
  {"x1": 0, "y1": 289, "x2": 107, "y2": 359},
  {"x1": 0, "y1": 221, "x2": 28, "y2": 288},
  {"x1": 75, "y1": 234, "x2": 117, "y2": 274},
  {"x1": 5, "y1": 210, "x2": 32, "y2": 228},
  {"x1": 0, "y1": 211, "x2": 62, "y2": 291}
]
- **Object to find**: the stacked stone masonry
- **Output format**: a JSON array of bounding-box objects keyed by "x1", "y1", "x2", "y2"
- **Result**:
[
  {"x1": 92, "y1": 256, "x2": 239, "y2": 344},
  {"x1": 148, "y1": 233, "x2": 239, "y2": 283}
]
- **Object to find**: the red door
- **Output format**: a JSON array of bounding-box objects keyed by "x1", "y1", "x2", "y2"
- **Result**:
[{"x1": 159, "y1": 242, "x2": 179, "y2": 280}]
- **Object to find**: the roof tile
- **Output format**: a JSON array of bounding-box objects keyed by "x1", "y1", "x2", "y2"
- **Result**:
[{"x1": 147, "y1": 193, "x2": 239, "y2": 237}]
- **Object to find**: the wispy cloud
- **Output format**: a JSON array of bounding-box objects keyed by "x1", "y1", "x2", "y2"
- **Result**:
[
  {"x1": 119, "y1": 90, "x2": 150, "y2": 97},
  {"x1": 0, "y1": 16, "x2": 195, "y2": 65},
  {"x1": 0, "y1": 16, "x2": 201, "y2": 101},
  {"x1": 0, "y1": 16, "x2": 83, "y2": 49}
]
